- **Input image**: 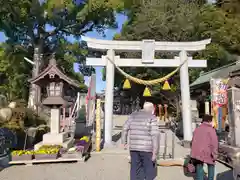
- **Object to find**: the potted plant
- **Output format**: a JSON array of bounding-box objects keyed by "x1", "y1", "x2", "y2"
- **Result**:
[
  {"x1": 75, "y1": 136, "x2": 91, "y2": 154},
  {"x1": 11, "y1": 150, "x2": 34, "y2": 161},
  {"x1": 34, "y1": 145, "x2": 61, "y2": 160}
]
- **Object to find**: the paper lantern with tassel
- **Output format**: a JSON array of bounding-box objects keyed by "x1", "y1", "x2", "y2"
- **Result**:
[
  {"x1": 123, "y1": 79, "x2": 131, "y2": 89},
  {"x1": 143, "y1": 87, "x2": 151, "y2": 97},
  {"x1": 162, "y1": 80, "x2": 171, "y2": 90}
]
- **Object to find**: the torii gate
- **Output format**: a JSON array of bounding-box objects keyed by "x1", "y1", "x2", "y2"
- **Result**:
[{"x1": 83, "y1": 36, "x2": 211, "y2": 146}]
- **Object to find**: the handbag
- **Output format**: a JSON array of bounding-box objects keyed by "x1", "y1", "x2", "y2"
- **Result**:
[
  {"x1": 187, "y1": 158, "x2": 196, "y2": 173},
  {"x1": 184, "y1": 156, "x2": 196, "y2": 173}
]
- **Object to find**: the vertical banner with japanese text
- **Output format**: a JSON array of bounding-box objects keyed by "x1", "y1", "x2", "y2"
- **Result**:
[{"x1": 210, "y1": 78, "x2": 229, "y2": 131}]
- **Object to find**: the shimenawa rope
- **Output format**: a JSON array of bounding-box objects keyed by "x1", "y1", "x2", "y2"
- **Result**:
[{"x1": 106, "y1": 57, "x2": 188, "y2": 86}]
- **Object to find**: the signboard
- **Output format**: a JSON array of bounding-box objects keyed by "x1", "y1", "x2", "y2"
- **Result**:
[{"x1": 210, "y1": 78, "x2": 229, "y2": 131}]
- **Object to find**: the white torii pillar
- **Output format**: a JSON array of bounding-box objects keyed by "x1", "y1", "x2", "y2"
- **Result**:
[{"x1": 82, "y1": 37, "x2": 211, "y2": 145}]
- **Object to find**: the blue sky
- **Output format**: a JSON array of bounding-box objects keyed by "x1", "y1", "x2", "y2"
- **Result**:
[
  {"x1": 0, "y1": 14, "x2": 128, "y2": 93},
  {"x1": 76, "y1": 14, "x2": 127, "y2": 92}
]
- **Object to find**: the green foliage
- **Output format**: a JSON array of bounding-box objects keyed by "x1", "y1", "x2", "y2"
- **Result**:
[
  {"x1": 0, "y1": 44, "x2": 31, "y2": 101},
  {"x1": 216, "y1": 0, "x2": 240, "y2": 16},
  {"x1": 0, "y1": 0, "x2": 117, "y2": 42}
]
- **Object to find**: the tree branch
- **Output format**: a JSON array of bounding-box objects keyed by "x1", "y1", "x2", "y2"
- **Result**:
[
  {"x1": 46, "y1": 20, "x2": 95, "y2": 38},
  {"x1": 61, "y1": 23, "x2": 95, "y2": 35}
]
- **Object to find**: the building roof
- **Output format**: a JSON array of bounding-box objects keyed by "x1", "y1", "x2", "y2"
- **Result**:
[
  {"x1": 190, "y1": 61, "x2": 240, "y2": 88},
  {"x1": 29, "y1": 55, "x2": 80, "y2": 88}
]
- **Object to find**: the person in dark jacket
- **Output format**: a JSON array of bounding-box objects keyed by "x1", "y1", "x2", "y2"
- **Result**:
[
  {"x1": 191, "y1": 114, "x2": 218, "y2": 180},
  {"x1": 121, "y1": 101, "x2": 160, "y2": 180}
]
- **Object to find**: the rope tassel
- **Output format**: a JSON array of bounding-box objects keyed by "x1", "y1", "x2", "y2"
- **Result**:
[
  {"x1": 143, "y1": 87, "x2": 151, "y2": 97},
  {"x1": 123, "y1": 79, "x2": 131, "y2": 89},
  {"x1": 162, "y1": 80, "x2": 171, "y2": 90}
]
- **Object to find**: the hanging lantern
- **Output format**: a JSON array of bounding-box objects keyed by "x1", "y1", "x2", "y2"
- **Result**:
[
  {"x1": 162, "y1": 80, "x2": 171, "y2": 90},
  {"x1": 143, "y1": 87, "x2": 151, "y2": 97},
  {"x1": 123, "y1": 79, "x2": 131, "y2": 89}
]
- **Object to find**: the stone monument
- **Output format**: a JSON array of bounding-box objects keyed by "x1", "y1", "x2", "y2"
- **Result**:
[{"x1": 228, "y1": 87, "x2": 240, "y2": 147}]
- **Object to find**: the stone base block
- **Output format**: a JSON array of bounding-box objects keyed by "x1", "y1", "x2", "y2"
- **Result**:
[
  {"x1": 34, "y1": 132, "x2": 74, "y2": 150},
  {"x1": 43, "y1": 132, "x2": 68, "y2": 144}
]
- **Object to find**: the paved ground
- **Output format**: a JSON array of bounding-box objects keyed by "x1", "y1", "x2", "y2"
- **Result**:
[
  {"x1": 0, "y1": 115, "x2": 233, "y2": 180},
  {"x1": 0, "y1": 154, "x2": 233, "y2": 180}
]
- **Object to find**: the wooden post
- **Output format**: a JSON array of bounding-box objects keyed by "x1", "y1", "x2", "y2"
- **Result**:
[
  {"x1": 158, "y1": 104, "x2": 162, "y2": 121},
  {"x1": 95, "y1": 99, "x2": 101, "y2": 152},
  {"x1": 164, "y1": 104, "x2": 168, "y2": 122}
]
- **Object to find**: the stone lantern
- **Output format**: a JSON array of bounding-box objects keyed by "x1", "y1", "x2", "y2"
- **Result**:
[{"x1": 29, "y1": 54, "x2": 81, "y2": 150}]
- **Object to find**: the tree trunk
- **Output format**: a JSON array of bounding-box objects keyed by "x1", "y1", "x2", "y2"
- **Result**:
[{"x1": 28, "y1": 42, "x2": 43, "y2": 112}]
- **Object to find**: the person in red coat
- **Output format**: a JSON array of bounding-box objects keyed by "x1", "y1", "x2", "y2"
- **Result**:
[{"x1": 190, "y1": 114, "x2": 218, "y2": 180}]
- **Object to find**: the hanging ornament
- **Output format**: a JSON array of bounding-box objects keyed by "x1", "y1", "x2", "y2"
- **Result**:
[
  {"x1": 123, "y1": 79, "x2": 131, "y2": 89},
  {"x1": 162, "y1": 80, "x2": 171, "y2": 90},
  {"x1": 143, "y1": 87, "x2": 151, "y2": 97}
]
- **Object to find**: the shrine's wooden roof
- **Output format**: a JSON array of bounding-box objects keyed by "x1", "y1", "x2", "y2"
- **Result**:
[
  {"x1": 190, "y1": 61, "x2": 240, "y2": 88},
  {"x1": 29, "y1": 56, "x2": 80, "y2": 88}
]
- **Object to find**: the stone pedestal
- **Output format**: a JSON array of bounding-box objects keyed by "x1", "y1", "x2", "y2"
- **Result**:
[
  {"x1": 50, "y1": 108, "x2": 60, "y2": 134},
  {"x1": 43, "y1": 132, "x2": 68, "y2": 144},
  {"x1": 34, "y1": 108, "x2": 74, "y2": 150}
]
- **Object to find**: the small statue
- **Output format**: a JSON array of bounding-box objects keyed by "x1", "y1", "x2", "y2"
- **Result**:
[{"x1": 0, "y1": 95, "x2": 7, "y2": 108}]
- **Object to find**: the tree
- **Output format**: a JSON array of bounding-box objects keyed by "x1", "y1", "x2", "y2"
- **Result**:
[
  {"x1": 0, "y1": 43, "x2": 31, "y2": 101},
  {"x1": 101, "y1": 0, "x2": 240, "y2": 114},
  {"x1": 0, "y1": 0, "x2": 121, "y2": 104},
  {"x1": 0, "y1": 0, "x2": 119, "y2": 70}
]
